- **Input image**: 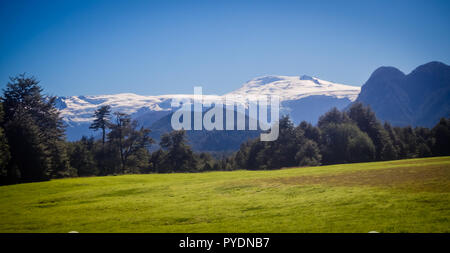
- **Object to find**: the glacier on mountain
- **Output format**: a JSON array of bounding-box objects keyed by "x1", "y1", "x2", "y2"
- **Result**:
[{"x1": 55, "y1": 75, "x2": 361, "y2": 140}]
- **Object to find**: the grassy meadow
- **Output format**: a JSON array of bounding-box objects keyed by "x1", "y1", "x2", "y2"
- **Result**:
[{"x1": 0, "y1": 156, "x2": 449, "y2": 233}]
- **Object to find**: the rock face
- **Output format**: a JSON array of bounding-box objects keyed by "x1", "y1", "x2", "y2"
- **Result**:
[{"x1": 354, "y1": 61, "x2": 450, "y2": 127}]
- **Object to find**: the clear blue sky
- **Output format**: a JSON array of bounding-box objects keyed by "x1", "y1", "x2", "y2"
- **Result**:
[{"x1": 0, "y1": 0, "x2": 449, "y2": 96}]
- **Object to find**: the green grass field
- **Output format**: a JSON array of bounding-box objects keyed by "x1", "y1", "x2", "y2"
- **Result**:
[{"x1": 0, "y1": 157, "x2": 449, "y2": 233}]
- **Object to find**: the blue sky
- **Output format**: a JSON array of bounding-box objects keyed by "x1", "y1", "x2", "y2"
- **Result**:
[{"x1": 0, "y1": 0, "x2": 449, "y2": 96}]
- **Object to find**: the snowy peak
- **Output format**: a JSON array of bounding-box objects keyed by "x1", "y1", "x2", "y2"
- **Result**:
[
  {"x1": 244, "y1": 76, "x2": 285, "y2": 87},
  {"x1": 57, "y1": 93, "x2": 173, "y2": 124},
  {"x1": 299, "y1": 74, "x2": 315, "y2": 81},
  {"x1": 56, "y1": 75, "x2": 361, "y2": 126},
  {"x1": 226, "y1": 75, "x2": 360, "y2": 101}
]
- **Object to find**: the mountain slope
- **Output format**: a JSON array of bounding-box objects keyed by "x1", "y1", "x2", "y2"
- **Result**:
[
  {"x1": 226, "y1": 75, "x2": 360, "y2": 101},
  {"x1": 354, "y1": 61, "x2": 450, "y2": 127},
  {"x1": 147, "y1": 109, "x2": 261, "y2": 152},
  {"x1": 56, "y1": 75, "x2": 360, "y2": 142}
]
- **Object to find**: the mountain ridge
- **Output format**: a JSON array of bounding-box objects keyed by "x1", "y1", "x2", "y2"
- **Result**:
[
  {"x1": 57, "y1": 75, "x2": 361, "y2": 141},
  {"x1": 354, "y1": 61, "x2": 450, "y2": 127},
  {"x1": 57, "y1": 61, "x2": 450, "y2": 151}
]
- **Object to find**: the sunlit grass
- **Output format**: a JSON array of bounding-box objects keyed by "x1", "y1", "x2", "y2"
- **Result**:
[{"x1": 0, "y1": 156, "x2": 449, "y2": 232}]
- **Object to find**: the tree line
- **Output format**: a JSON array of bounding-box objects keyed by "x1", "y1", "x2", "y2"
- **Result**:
[
  {"x1": 0, "y1": 75, "x2": 449, "y2": 185},
  {"x1": 0, "y1": 75, "x2": 227, "y2": 184},
  {"x1": 234, "y1": 105, "x2": 450, "y2": 170}
]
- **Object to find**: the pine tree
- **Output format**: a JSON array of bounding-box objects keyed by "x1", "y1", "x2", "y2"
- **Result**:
[
  {"x1": 2, "y1": 74, "x2": 70, "y2": 183},
  {"x1": 89, "y1": 105, "x2": 111, "y2": 146}
]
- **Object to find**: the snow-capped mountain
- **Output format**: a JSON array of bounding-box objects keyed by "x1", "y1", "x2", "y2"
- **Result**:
[
  {"x1": 56, "y1": 75, "x2": 361, "y2": 141},
  {"x1": 226, "y1": 75, "x2": 360, "y2": 101}
]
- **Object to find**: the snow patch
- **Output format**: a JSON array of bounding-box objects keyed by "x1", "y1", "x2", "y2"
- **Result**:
[{"x1": 56, "y1": 75, "x2": 361, "y2": 125}]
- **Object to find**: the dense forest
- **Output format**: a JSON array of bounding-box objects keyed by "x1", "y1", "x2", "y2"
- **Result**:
[{"x1": 1, "y1": 75, "x2": 449, "y2": 185}]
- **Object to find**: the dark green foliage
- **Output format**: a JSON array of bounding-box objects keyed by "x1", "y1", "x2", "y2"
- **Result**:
[
  {"x1": 196, "y1": 152, "x2": 215, "y2": 171},
  {"x1": 67, "y1": 111, "x2": 153, "y2": 176},
  {"x1": 416, "y1": 143, "x2": 432, "y2": 157},
  {"x1": 0, "y1": 103, "x2": 10, "y2": 181},
  {"x1": 383, "y1": 122, "x2": 400, "y2": 160},
  {"x1": 3, "y1": 108, "x2": 49, "y2": 182},
  {"x1": 295, "y1": 139, "x2": 321, "y2": 166},
  {"x1": 158, "y1": 130, "x2": 197, "y2": 172},
  {"x1": 234, "y1": 140, "x2": 254, "y2": 169},
  {"x1": 347, "y1": 129, "x2": 377, "y2": 163},
  {"x1": 89, "y1": 105, "x2": 111, "y2": 146},
  {"x1": 320, "y1": 123, "x2": 375, "y2": 164},
  {"x1": 147, "y1": 130, "x2": 202, "y2": 173},
  {"x1": 107, "y1": 112, "x2": 153, "y2": 173},
  {"x1": 47, "y1": 137, "x2": 76, "y2": 178},
  {"x1": 347, "y1": 102, "x2": 394, "y2": 160},
  {"x1": 317, "y1": 107, "x2": 351, "y2": 128},
  {"x1": 431, "y1": 118, "x2": 450, "y2": 156},
  {"x1": 217, "y1": 156, "x2": 235, "y2": 171},
  {"x1": 233, "y1": 104, "x2": 448, "y2": 171},
  {"x1": 2, "y1": 74, "x2": 449, "y2": 182},
  {"x1": 148, "y1": 149, "x2": 168, "y2": 173},
  {"x1": 253, "y1": 116, "x2": 299, "y2": 170},
  {"x1": 297, "y1": 121, "x2": 320, "y2": 142},
  {"x1": 68, "y1": 136, "x2": 98, "y2": 176},
  {"x1": 235, "y1": 116, "x2": 322, "y2": 170},
  {"x1": 88, "y1": 105, "x2": 112, "y2": 174},
  {"x1": 394, "y1": 126, "x2": 418, "y2": 158},
  {"x1": 1, "y1": 75, "x2": 73, "y2": 184}
]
